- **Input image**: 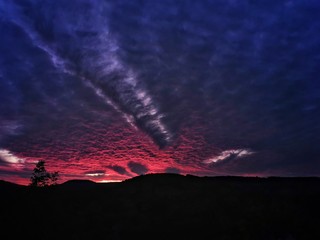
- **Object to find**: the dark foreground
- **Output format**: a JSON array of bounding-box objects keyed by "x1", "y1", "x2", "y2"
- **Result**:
[{"x1": 1, "y1": 174, "x2": 320, "y2": 239}]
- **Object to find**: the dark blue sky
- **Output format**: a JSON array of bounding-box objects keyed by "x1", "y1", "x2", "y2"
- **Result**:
[{"x1": 0, "y1": 0, "x2": 320, "y2": 184}]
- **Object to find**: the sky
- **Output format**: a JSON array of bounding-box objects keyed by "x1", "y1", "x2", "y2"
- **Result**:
[{"x1": 0, "y1": 0, "x2": 320, "y2": 185}]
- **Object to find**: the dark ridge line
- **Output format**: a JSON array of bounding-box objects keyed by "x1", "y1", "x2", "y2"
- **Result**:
[{"x1": 2, "y1": 173, "x2": 320, "y2": 188}]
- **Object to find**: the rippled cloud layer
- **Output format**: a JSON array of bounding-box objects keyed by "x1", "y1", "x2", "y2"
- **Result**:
[{"x1": 0, "y1": 0, "x2": 319, "y2": 184}]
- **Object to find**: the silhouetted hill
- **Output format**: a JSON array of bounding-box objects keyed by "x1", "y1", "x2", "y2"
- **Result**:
[
  {"x1": 60, "y1": 179, "x2": 97, "y2": 187},
  {"x1": 0, "y1": 179, "x2": 25, "y2": 192},
  {"x1": 0, "y1": 179, "x2": 21, "y2": 187},
  {"x1": 1, "y1": 174, "x2": 320, "y2": 239}
]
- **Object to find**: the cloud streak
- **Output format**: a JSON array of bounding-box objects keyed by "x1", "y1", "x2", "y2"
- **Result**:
[
  {"x1": 0, "y1": 149, "x2": 25, "y2": 167},
  {"x1": 2, "y1": 0, "x2": 172, "y2": 148},
  {"x1": 0, "y1": 0, "x2": 320, "y2": 184},
  {"x1": 204, "y1": 149, "x2": 254, "y2": 164}
]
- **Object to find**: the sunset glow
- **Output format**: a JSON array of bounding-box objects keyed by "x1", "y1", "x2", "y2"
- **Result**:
[{"x1": 0, "y1": 0, "x2": 319, "y2": 185}]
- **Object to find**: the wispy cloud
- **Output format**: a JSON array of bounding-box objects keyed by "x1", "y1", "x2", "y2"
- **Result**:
[
  {"x1": 0, "y1": 149, "x2": 25, "y2": 167},
  {"x1": 0, "y1": 120, "x2": 23, "y2": 139},
  {"x1": 204, "y1": 149, "x2": 254, "y2": 164},
  {"x1": 1, "y1": 0, "x2": 172, "y2": 148},
  {"x1": 84, "y1": 170, "x2": 106, "y2": 177}
]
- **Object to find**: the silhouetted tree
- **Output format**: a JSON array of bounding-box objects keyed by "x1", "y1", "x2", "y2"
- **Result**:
[
  {"x1": 49, "y1": 171, "x2": 59, "y2": 186},
  {"x1": 29, "y1": 160, "x2": 59, "y2": 187}
]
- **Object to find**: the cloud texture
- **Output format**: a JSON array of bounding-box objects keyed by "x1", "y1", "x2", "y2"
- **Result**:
[{"x1": 0, "y1": 0, "x2": 319, "y2": 184}]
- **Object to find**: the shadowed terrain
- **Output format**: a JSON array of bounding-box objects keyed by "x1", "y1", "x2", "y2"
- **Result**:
[{"x1": 1, "y1": 174, "x2": 320, "y2": 239}]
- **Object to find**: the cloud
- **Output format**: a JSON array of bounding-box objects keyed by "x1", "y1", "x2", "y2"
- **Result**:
[
  {"x1": 0, "y1": 121, "x2": 23, "y2": 141},
  {"x1": 0, "y1": 0, "x2": 320, "y2": 184},
  {"x1": 108, "y1": 165, "x2": 129, "y2": 175},
  {"x1": 0, "y1": 149, "x2": 25, "y2": 168},
  {"x1": 1, "y1": 0, "x2": 172, "y2": 148},
  {"x1": 128, "y1": 161, "x2": 149, "y2": 175},
  {"x1": 204, "y1": 149, "x2": 254, "y2": 164},
  {"x1": 84, "y1": 170, "x2": 106, "y2": 177}
]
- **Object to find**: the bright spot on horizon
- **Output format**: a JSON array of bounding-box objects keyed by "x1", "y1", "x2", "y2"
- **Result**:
[{"x1": 98, "y1": 179, "x2": 122, "y2": 183}]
